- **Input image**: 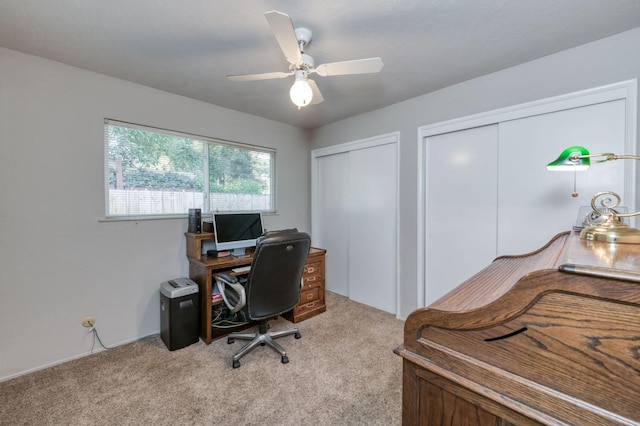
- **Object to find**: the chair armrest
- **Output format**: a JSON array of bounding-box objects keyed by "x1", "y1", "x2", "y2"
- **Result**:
[{"x1": 216, "y1": 272, "x2": 238, "y2": 283}]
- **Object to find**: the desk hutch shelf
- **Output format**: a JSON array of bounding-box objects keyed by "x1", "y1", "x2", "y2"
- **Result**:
[{"x1": 185, "y1": 232, "x2": 215, "y2": 261}]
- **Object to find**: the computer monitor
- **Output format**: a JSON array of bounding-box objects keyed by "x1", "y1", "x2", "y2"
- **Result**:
[{"x1": 212, "y1": 212, "x2": 264, "y2": 257}]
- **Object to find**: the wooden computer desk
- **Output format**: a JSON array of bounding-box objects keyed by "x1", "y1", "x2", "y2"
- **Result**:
[{"x1": 185, "y1": 233, "x2": 326, "y2": 344}]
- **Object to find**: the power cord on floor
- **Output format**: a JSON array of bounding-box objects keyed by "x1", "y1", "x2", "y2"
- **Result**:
[{"x1": 86, "y1": 320, "x2": 115, "y2": 353}]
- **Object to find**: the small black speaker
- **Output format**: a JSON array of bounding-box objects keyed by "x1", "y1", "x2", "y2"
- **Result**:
[{"x1": 188, "y1": 208, "x2": 201, "y2": 233}]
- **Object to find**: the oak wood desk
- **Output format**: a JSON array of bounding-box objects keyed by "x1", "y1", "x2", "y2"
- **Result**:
[
  {"x1": 395, "y1": 231, "x2": 640, "y2": 425},
  {"x1": 185, "y1": 233, "x2": 326, "y2": 344}
]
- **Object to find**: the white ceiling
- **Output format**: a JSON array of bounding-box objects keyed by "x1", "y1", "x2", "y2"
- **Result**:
[{"x1": 2, "y1": 1, "x2": 640, "y2": 129}]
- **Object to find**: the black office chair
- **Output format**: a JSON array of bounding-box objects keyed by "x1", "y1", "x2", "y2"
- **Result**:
[{"x1": 215, "y1": 229, "x2": 311, "y2": 368}]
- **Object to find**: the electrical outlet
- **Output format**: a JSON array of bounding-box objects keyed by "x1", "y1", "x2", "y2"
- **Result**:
[{"x1": 81, "y1": 317, "x2": 95, "y2": 328}]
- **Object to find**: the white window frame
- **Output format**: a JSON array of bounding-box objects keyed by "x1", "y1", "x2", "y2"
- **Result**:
[{"x1": 104, "y1": 119, "x2": 276, "y2": 220}]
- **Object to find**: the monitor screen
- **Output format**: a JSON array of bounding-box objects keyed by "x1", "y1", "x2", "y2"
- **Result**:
[{"x1": 212, "y1": 212, "x2": 264, "y2": 257}]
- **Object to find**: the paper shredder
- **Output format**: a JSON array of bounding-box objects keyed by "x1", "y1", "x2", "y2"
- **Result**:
[{"x1": 160, "y1": 278, "x2": 199, "y2": 350}]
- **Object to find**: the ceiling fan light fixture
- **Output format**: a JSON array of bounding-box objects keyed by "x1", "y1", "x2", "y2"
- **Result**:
[
  {"x1": 228, "y1": 11, "x2": 383, "y2": 107},
  {"x1": 290, "y1": 70, "x2": 313, "y2": 108}
]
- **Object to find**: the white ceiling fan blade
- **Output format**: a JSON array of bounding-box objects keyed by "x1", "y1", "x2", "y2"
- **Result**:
[
  {"x1": 308, "y1": 79, "x2": 324, "y2": 105},
  {"x1": 314, "y1": 57, "x2": 384, "y2": 77},
  {"x1": 264, "y1": 10, "x2": 302, "y2": 65},
  {"x1": 227, "y1": 71, "x2": 293, "y2": 82}
]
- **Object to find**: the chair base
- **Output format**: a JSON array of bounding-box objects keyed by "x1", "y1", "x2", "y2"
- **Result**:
[{"x1": 227, "y1": 320, "x2": 301, "y2": 368}]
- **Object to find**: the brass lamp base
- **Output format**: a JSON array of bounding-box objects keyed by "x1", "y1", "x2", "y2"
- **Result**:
[{"x1": 580, "y1": 218, "x2": 640, "y2": 244}]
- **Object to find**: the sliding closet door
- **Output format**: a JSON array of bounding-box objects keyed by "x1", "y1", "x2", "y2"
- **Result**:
[
  {"x1": 497, "y1": 99, "x2": 627, "y2": 255},
  {"x1": 423, "y1": 101, "x2": 628, "y2": 302},
  {"x1": 313, "y1": 134, "x2": 398, "y2": 314},
  {"x1": 424, "y1": 125, "x2": 499, "y2": 304},
  {"x1": 420, "y1": 81, "x2": 635, "y2": 309},
  {"x1": 348, "y1": 143, "x2": 397, "y2": 313},
  {"x1": 316, "y1": 153, "x2": 350, "y2": 297}
]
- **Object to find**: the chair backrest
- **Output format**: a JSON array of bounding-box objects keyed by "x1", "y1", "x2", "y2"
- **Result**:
[{"x1": 245, "y1": 229, "x2": 311, "y2": 320}]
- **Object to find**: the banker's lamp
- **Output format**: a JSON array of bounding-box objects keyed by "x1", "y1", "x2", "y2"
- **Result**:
[
  {"x1": 289, "y1": 70, "x2": 313, "y2": 109},
  {"x1": 546, "y1": 145, "x2": 640, "y2": 243}
]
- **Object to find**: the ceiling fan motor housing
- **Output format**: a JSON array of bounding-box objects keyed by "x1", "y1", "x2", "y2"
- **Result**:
[
  {"x1": 300, "y1": 53, "x2": 314, "y2": 69},
  {"x1": 295, "y1": 27, "x2": 313, "y2": 48}
]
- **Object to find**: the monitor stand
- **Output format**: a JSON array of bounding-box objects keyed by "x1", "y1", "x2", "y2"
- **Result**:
[{"x1": 231, "y1": 247, "x2": 250, "y2": 258}]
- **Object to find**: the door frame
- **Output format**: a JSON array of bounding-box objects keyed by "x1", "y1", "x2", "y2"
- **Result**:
[
  {"x1": 311, "y1": 132, "x2": 400, "y2": 315},
  {"x1": 416, "y1": 79, "x2": 638, "y2": 308}
]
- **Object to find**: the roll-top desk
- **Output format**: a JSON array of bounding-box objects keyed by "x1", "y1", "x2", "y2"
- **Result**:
[{"x1": 395, "y1": 231, "x2": 640, "y2": 425}]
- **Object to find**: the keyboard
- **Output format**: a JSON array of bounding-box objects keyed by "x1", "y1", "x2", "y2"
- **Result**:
[{"x1": 231, "y1": 265, "x2": 251, "y2": 274}]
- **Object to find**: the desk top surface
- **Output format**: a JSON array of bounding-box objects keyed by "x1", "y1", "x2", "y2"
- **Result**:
[
  {"x1": 560, "y1": 231, "x2": 640, "y2": 282},
  {"x1": 428, "y1": 231, "x2": 640, "y2": 312},
  {"x1": 189, "y1": 246, "x2": 325, "y2": 269}
]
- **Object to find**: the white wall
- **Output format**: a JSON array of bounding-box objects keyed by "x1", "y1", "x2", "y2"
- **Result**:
[
  {"x1": 310, "y1": 27, "x2": 640, "y2": 320},
  {"x1": 0, "y1": 48, "x2": 310, "y2": 380}
]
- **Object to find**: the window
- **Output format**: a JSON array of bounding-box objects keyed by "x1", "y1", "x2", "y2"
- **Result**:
[{"x1": 104, "y1": 120, "x2": 275, "y2": 218}]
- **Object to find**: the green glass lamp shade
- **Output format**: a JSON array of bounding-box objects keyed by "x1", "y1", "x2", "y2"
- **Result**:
[{"x1": 546, "y1": 146, "x2": 591, "y2": 171}]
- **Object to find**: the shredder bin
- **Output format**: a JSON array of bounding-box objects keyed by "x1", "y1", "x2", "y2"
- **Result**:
[{"x1": 160, "y1": 278, "x2": 199, "y2": 350}]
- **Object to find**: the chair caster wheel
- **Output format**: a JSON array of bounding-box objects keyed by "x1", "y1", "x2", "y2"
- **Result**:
[
  {"x1": 227, "y1": 337, "x2": 235, "y2": 344},
  {"x1": 281, "y1": 355, "x2": 289, "y2": 364},
  {"x1": 294, "y1": 332, "x2": 301, "y2": 339},
  {"x1": 232, "y1": 360, "x2": 241, "y2": 369}
]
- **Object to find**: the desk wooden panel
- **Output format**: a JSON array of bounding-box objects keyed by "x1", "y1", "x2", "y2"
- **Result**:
[{"x1": 395, "y1": 231, "x2": 640, "y2": 425}]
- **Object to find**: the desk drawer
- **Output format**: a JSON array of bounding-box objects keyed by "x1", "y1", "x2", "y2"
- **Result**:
[
  {"x1": 304, "y1": 260, "x2": 323, "y2": 279},
  {"x1": 294, "y1": 300, "x2": 325, "y2": 318},
  {"x1": 299, "y1": 286, "x2": 320, "y2": 304},
  {"x1": 302, "y1": 277, "x2": 322, "y2": 292}
]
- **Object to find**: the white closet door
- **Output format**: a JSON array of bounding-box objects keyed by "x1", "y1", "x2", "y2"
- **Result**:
[
  {"x1": 420, "y1": 81, "x2": 635, "y2": 309},
  {"x1": 424, "y1": 125, "x2": 499, "y2": 304},
  {"x1": 348, "y1": 143, "x2": 397, "y2": 313},
  {"x1": 316, "y1": 153, "x2": 350, "y2": 296},
  {"x1": 497, "y1": 99, "x2": 627, "y2": 255}
]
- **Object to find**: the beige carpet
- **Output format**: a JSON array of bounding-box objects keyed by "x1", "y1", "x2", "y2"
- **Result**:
[{"x1": 0, "y1": 292, "x2": 405, "y2": 425}]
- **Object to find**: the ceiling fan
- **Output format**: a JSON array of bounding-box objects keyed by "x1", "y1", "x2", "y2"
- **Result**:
[{"x1": 227, "y1": 11, "x2": 384, "y2": 109}]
